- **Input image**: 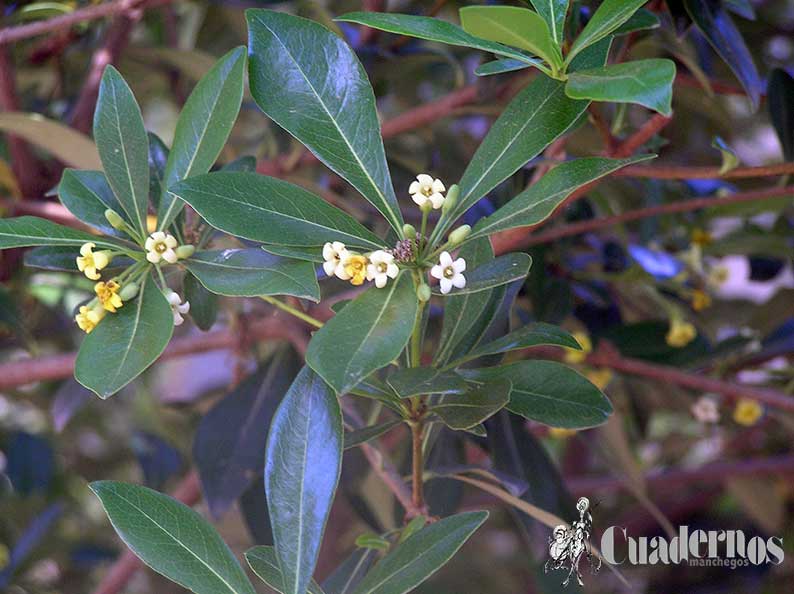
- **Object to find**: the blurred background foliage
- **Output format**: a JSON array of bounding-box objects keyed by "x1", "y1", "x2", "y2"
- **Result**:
[{"x1": 1, "y1": 0, "x2": 794, "y2": 592}]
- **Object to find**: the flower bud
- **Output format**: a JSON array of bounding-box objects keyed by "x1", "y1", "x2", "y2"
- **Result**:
[
  {"x1": 175, "y1": 244, "x2": 195, "y2": 260},
  {"x1": 104, "y1": 209, "x2": 126, "y2": 230},
  {"x1": 118, "y1": 282, "x2": 139, "y2": 301},
  {"x1": 447, "y1": 224, "x2": 471, "y2": 246},
  {"x1": 402, "y1": 223, "x2": 417, "y2": 239},
  {"x1": 420, "y1": 200, "x2": 433, "y2": 214},
  {"x1": 417, "y1": 283, "x2": 431, "y2": 302},
  {"x1": 441, "y1": 184, "x2": 460, "y2": 214}
]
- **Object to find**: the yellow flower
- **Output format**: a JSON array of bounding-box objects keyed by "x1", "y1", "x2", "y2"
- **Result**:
[
  {"x1": 76, "y1": 242, "x2": 112, "y2": 280},
  {"x1": 587, "y1": 369, "x2": 613, "y2": 390},
  {"x1": 666, "y1": 319, "x2": 697, "y2": 348},
  {"x1": 733, "y1": 398, "x2": 763, "y2": 426},
  {"x1": 691, "y1": 228, "x2": 713, "y2": 246},
  {"x1": 75, "y1": 304, "x2": 106, "y2": 333},
  {"x1": 564, "y1": 331, "x2": 592, "y2": 364},
  {"x1": 95, "y1": 280, "x2": 123, "y2": 313},
  {"x1": 343, "y1": 254, "x2": 369, "y2": 286},
  {"x1": 548, "y1": 427, "x2": 577, "y2": 439},
  {"x1": 691, "y1": 289, "x2": 711, "y2": 311},
  {"x1": 147, "y1": 214, "x2": 158, "y2": 234}
]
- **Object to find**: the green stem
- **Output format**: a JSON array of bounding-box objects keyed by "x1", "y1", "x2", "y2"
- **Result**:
[{"x1": 261, "y1": 296, "x2": 323, "y2": 329}]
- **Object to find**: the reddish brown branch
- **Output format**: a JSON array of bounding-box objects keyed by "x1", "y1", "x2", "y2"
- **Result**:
[
  {"x1": 612, "y1": 113, "x2": 671, "y2": 158},
  {"x1": 618, "y1": 161, "x2": 794, "y2": 180}
]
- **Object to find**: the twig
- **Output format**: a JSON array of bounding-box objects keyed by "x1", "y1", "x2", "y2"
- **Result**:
[
  {"x1": 91, "y1": 471, "x2": 201, "y2": 594},
  {"x1": 617, "y1": 161, "x2": 794, "y2": 180},
  {"x1": 0, "y1": 0, "x2": 174, "y2": 46},
  {"x1": 612, "y1": 113, "x2": 671, "y2": 158}
]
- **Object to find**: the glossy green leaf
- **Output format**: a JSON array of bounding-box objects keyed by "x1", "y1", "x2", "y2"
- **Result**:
[
  {"x1": 431, "y1": 253, "x2": 532, "y2": 296},
  {"x1": 469, "y1": 155, "x2": 653, "y2": 240},
  {"x1": 350, "y1": 379, "x2": 407, "y2": 414},
  {"x1": 336, "y1": 12, "x2": 541, "y2": 67},
  {"x1": 306, "y1": 273, "x2": 418, "y2": 394},
  {"x1": 386, "y1": 368, "x2": 469, "y2": 398},
  {"x1": 459, "y1": 6, "x2": 562, "y2": 69},
  {"x1": 185, "y1": 249, "x2": 319, "y2": 301},
  {"x1": 171, "y1": 172, "x2": 383, "y2": 250},
  {"x1": 475, "y1": 58, "x2": 533, "y2": 77},
  {"x1": 24, "y1": 246, "x2": 133, "y2": 271},
  {"x1": 434, "y1": 239, "x2": 505, "y2": 366},
  {"x1": 350, "y1": 511, "x2": 488, "y2": 594},
  {"x1": 246, "y1": 546, "x2": 326, "y2": 594},
  {"x1": 262, "y1": 244, "x2": 324, "y2": 263},
  {"x1": 768, "y1": 68, "x2": 794, "y2": 161},
  {"x1": 147, "y1": 133, "x2": 169, "y2": 209},
  {"x1": 90, "y1": 481, "x2": 256, "y2": 594},
  {"x1": 183, "y1": 271, "x2": 218, "y2": 331},
  {"x1": 344, "y1": 419, "x2": 402, "y2": 450},
  {"x1": 58, "y1": 169, "x2": 128, "y2": 237},
  {"x1": 683, "y1": 0, "x2": 761, "y2": 108},
  {"x1": 0, "y1": 216, "x2": 126, "y2": 250},
  {"x1": 464, "y1": 360, "x2": 613, "y2": 428},
  {"x1": 443, "y1": 75, "x2": 588, "y2": 234},
  {"x1": 431, "y1": 380, "x2": 511, "y2": 430},
  {"x1": 566, "y1": 0, "x2": 647, "y2": 64},
  {"x1": 158, "y1": 47, "x2": 246, "y2": 230},
  {"x1": 93, "y1": 65, "x2": 149, "y2": 235},
  {"x1": 265, "y1": 366, "x2": 342, "y2": 594},
  {"x1": 565, "y1": 59, "x2": 676, "y2": 115},
  {"x1": 526, "y1": 0, "x2": 569, "y2": 45},
  {"x1": 323, "y1": 549, "x2": 378, "y2": 594},
  {"x1": 614, "y1": 8, "x2": 660, "y2": 35},
  {"x1": 247, "y1": 9, "x2": 402, "y2": 232},
  {"x1": 75, "y1": 274, "x2": 174, "y2": 398},
  {"x1": 454, "y1": 322, "x2": 581, "y2": 365}
]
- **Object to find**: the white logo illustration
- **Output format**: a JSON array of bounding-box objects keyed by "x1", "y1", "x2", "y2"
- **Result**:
[{"x1": 545, "y1": 497, "x2": 601, "y2": 587}]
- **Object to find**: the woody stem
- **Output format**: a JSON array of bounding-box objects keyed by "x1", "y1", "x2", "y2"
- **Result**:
[
  {"x1": 410, "y1": 419, "x2": 424, "y2": 513},
  {"x1": 407, "y1": 272, "x2": 427, "y2": 513}
]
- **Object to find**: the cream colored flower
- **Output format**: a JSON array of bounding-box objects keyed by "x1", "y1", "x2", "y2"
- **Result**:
[
  {"x1": 75, "y1": 303, "x2": 106, "y2": 333},
  {"x1": 409, "y1": 174, "x2": 445, "y2": 209},
  {"x1": 342, "y1": 254, "x2": 368, "y2": 286},
  {"x1": 95, "y1": 280, "x2": 123, "y2": 313},
  {"x1": 145, "y1": 231, "x2": 178, "y2": 264},
  {"x1": 691, "y1": 396, "x2": 720, "y2": 424},
  {"x1": 366, "y1": 250, "x2": 399, "y2": 288},
  {"x1": 165, "y1": 290, "x2": 190, "y2": 325},
  {"x1": 431, "y1": 251, "x2": 466, "y2": 294},
  {"x1": 76, "y1": 242, "x2": 112, "y2": 280},
  {"x1": 322, "y1": 241, "x2": 351, "y2": 280},
  {"x1": 666, "y1": 318, "x2": 697, "y2": 348}
]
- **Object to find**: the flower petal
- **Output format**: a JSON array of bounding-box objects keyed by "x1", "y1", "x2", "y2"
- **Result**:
[
  {"x1": 452, "y1": 258, "x2": 466, "y2": 273},
  {"x1": 452, "y1": 273, "x2": 466, "y2": 289},
  {"x1": 439, "y1": 251, "x2": 453, "y2": 267},
  {"x1": 430, "y1": 265, "x2": 443, "y2": 279},
  {"x1": 440, "y1": 277, "x2": 452, "y2": 294},
  {"x1": 416, "y1": 173, "x2": 433, "y2": 185}
]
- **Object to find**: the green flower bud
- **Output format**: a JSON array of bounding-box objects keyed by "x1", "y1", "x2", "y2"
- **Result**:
[
  {"x1": 104, "y1": 208, "x2": 126, "y2": 230},
  {"x1": 402, "y1": 223, "x2": 417, "y2": 239},
  {"x1": 175, "y1": 244, "x2": 195, "y2": 260},
  {"x1": 417, "y1": 283, "x2": 431, "y2": 302},
  {"x1": 118, "y1": 282, "x2": 139, "y2": 301},
  {"x1": 441, "y1": 184, "x2": 460, "y2": 214},
  {"x1": 448, "y1": 224, "x2": 471, "y2": 246}
]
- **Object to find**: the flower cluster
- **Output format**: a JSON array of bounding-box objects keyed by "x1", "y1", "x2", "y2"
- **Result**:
[{"x1": 323, "y1": 242, "x2": 399, "y2": 288}]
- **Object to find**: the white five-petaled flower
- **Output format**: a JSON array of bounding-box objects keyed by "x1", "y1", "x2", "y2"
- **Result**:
[
  {"x1": 431, "y1": 251, "x2": 466, "y2": 294},
  {"x1": 322, "y1": 241, "x2": 352, "y2": 280},
  {"x1": 165, "y1": 290, "x2": 190, "y2": 326},
  {"x1": 691, "y1": 395, "x2": 720, "y2": 424},
  {"x1": 366, "y1": 250, "x2": 399, "y2": 288},
  {"x1": 409, "y1": 174, "x2": 446, "y2": 209},
  {"x1": 145, "y1": 231, "x2": 178, "y2": 264}
]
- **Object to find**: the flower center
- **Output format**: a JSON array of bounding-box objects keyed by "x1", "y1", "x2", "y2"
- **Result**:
[
  {"x1": 444, "y1": 266, "x2": 454, "y2": 278},
  {"x1": 421, "y1": 185, "x2": 433, "y2": 197},
  {"x1": 155, "y1": 242, "x2": 167, "y2": 253},
  {"x1": 377, "y1": 262, "x2": 387, "y2": 273}
]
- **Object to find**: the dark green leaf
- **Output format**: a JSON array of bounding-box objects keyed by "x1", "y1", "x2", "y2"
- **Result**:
[
  {"x1": 769, "y1": 69, "x2": 794, "y2": 161},
  {"x1": 349, "y1": 511, "x2": 488, "y2": 594},
  {"x1": 306, "y1": 273, "x2": 418, "y2": 394},
  {"x1": 683, "y1": 0, "x2": 761, "y2": 108},
  {"x1": 90, "y1": 481, "x2": 256, "y2": 594},
  {"x1": 245, "y1": 546, "x2": 326, "y2": 594},
  {"x1": 262, "y1": 244, "x2": 324, "y2": 263},
  {"x1": 58, "y1": 169, "x2": 127, "y2": 237},
  {"x1": 0, "y1": 216, "x2": 126, "y2": 250},
  {"x1": 469, "y1": 155, "x2": 653, "y2": 240},
  {"x1": 183, "y1": 271, "x2": 218, "y2": 331},
  {"x1": 158, "y1": 47, "x2": 246, "y2": 229},
  {"x1": 526, "y1": 0, "x2": 569, "y2": 46},
  {"x1": 463, "y1": 360, "x2": 613, "y2": 428},
  {"x1": 475, "y1": 58, "x2": 533, "y2": 77},
  {"x1": 222, "y1": 155, "x2": 257, "y2": 172},
  {"x1": 350, "y1": 379, "x2": 407, "y2": 414},
  {"x1": 93, "y1": 66, "x2": 150, "y2": 235},
  {"x1": 75, "y1": 274, "x2": 173, "y2": 398},
  {"x1": 24, "y1": 246, "x2": 133, "y2": 272},
  {"x1": 567, "y1": 0, "x2": 648, "y2": 64},
  {"x1": 336, "y1": 12, "x2": 540, "y2": 67},
  {"x1": 386, "y1": 368, "x2": 469, "y2": 398},
  {"x1": 565, "y1": 59, "x2": 676, "y2": 115},
  {"x1": 431, "y1": 380, "x2": 510, "y2": 430},
  {"x1": 147, "y1": 133, "x2": 169, "y2": 209},
  {"x1": 185, "y1": 249, "x2": 319, "y2": 301},
  {"x1": 444, "y1": 76, "x2": 589, "y2": 233},
  {"x1": 457, "y1": 322, "x2": 581, "y2": 363},
  {"x1": 432, "y1": 253, "x2": 532, "y2": 296},
  {"x1": 194, "y1": 350, "x2": 300, "y2": 517},
  {"x1": 171, "y1": 172, "x2": 383, "y2": 250},
  {"x1": 459, "y1": 6, "x2": 562, "y2": 69},
  {"x1": 265, "y1": 366, "x2": 342, "y2": 594},
  {"x1": 344, "y1": 419, "x2": 402, "y2": 450},
  {"x1": 323, "y1": 549, "x2": 378, "y2": 594},
  {"x1": 614, "y1": 8, "x2": 660, "y2": 35},
  {"x1": 247, "y1": 10, "x2": 402, "y2": 232}
]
